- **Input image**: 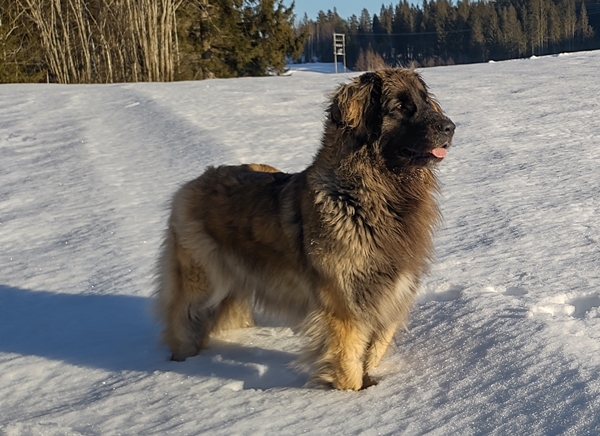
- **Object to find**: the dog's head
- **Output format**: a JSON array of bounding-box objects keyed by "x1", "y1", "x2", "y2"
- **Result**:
[{"x1": 328, "y1": 69, "x2": 455, "y2": 170}]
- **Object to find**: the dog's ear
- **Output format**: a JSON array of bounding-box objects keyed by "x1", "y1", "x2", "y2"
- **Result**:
[{"x1": 329, "y1": 72, "x2": 383, "y2": 142}]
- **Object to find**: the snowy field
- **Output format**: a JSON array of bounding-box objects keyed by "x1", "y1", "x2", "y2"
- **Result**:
[{"x1": 1, "y1": 52, "x2": 600, "y2": 435}]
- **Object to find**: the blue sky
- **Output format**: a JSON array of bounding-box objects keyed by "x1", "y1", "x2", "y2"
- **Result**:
[{"x1": 289, "y1": 0, "x2": 391, "y2": 20}]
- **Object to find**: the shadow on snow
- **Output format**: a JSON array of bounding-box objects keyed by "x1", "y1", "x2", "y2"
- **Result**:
[{"x1": 0, "y1": 285, "x2": 304, "y2": 390}]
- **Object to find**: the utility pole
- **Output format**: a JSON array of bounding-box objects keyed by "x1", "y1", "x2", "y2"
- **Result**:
[{"x1": 333, "y1": 33, "x2": 346, "y2": 73}]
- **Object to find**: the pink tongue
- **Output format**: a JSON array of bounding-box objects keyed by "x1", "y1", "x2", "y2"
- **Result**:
[{"x1": 431, "y1": 147, "x2": 447, "y2": 159}]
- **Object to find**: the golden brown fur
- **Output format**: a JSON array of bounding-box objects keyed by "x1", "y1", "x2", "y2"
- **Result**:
[{"x1": 155, "y1": 69, "x2": 455, "y2": 390}]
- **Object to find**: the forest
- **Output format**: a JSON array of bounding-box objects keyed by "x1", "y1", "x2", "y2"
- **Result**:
[
  {"x1": 0, "y1": 0, "x2": 599, "y2": 83},
  {"x1": 0, "y1": 0, "x2": 303, "y2": 83},
  {"x1": 298, "y1": 0, "x2": 600, "y2": 69}
]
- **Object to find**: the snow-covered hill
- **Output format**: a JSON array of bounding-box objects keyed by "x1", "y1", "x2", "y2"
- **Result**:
[{"x1": 1, "y1": 52, "x2": 600, "y2": 435}]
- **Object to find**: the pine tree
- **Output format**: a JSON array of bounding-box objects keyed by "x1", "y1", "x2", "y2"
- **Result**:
[
  {"x1": 561, "y1": 0, "x2": 577, "y2": 50},
  {"x1": 452, "y1": 0, "x2": 471, "y2": 62},
  {"x1": 176, "y1": 0, "x2": 221, "y2": 80},
  {"x1": 393, "y1": 0, "x2": 417, "y2": 63},
  {"x1": 379, "y1": 4, "x2": 394, "y2": 34},
  {"x1": 244, "y1": 0, "x2": 305, "y2": 75},
  {"x1": 433, "y1": 0, "x2": 451, "y2": 47},
  {"x1": 177, "y1": 0, "x2": 304, "y2": 79},
  {"x1": 358, "y1": 8, "x2": 372, "y2": 33},
  {"x1": 547, "y1": 1, "x2": 562, "y2": 51},
  {"x1": 577, "y1": 1, "x2": 595, "y2": 42},
  {"x1": 528, "y1": 0, "x2": 548, "y2": 55},
  {"x1": 484, "y1": 5, "x2": 501, "y2": 58},
  {"x1": 469, "y1": 4, "x2": 486, "y2": 61},
  {"x1": 395, "y1": 0, "x2": 416, "y2": 33},
  {"x1": 501, "y1": 5, "x2": 526, "y2": 58}
]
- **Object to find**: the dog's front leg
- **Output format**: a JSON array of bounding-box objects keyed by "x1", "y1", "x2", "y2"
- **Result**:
[
  {"x1": 311, "y1": 312, "x2": 370, "y2": 390},
  {"x1": 363, "y1": 321, "x2": 399, "y2": 373}
]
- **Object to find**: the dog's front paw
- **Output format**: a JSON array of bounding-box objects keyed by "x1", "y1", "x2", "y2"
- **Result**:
[{"x1": 360, "y1": 373, "x2": 378, "y2": 390}]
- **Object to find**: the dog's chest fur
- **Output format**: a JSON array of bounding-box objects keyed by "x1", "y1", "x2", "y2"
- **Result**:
[{"x1": 305, "y1": 162, "x2": 440, "y2": 308}]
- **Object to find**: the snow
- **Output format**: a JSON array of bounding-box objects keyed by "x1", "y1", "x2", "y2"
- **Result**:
[
  {"x1": 2, "y1": 51, "x2": 600, "y2": 435},
  {"x1": 288, "y1": 62, "x2": 349, "y2": 74}
]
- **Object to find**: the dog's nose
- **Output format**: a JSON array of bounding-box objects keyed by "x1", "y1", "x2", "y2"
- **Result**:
[{"x1": 440, "y1": 120, "x2": 455, "y2": 135}]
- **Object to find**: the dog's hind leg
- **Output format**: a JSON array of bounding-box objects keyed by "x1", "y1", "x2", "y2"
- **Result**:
[
  {"x1": 211, "y1": 295, "x2": 255, "y2": 334},
  {"x1": 155, "y1": 228, "x2": 221, "y2": 361}
]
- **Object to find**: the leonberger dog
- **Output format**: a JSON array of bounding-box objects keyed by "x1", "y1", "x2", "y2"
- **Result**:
[{"x1": 155, "y1": 69, "x2": 455, "y2": 390}]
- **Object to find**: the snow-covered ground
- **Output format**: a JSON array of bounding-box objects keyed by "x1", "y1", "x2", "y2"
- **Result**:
[
  {"x1": 287, "y1": 62, "x2": 349, "y2": 74},
  {"x1": 1, "y1": 52, "x2": 600, "y2": 435}
]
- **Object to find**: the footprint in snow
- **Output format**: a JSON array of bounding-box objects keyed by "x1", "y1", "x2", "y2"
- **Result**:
[
  {"x1": 419, "y1": 285, "x2": 464, "y2": 303},
  {"x1": 484, "y1": 285, "x2": 528, "y2": 297},
  {"x1": 529, "y1": 293, "x2": 600, "y2": 319},
  {"x1": 568, "y1": 294, "x2": 600, "y2": 319},
  {"x1": 504, "y1": 286, "x2": 528, "y2": 296}
]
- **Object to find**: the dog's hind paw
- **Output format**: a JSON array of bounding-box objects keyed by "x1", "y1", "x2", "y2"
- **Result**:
[{"x1": 170, "y1": 353, "x2": 188, "y2": 362}]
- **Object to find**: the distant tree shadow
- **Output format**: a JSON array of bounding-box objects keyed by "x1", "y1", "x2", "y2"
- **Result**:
[{"x1": 0, "y1": 285, "x2": 305, "y2": 390}]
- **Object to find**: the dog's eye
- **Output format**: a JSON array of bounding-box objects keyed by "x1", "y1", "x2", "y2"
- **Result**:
[{"x1": 392, "y1": 100, "x2": 415, "y2": 117}]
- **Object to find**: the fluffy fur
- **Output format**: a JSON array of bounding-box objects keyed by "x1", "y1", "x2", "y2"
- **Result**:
[{"x1": 155, "y1": 69, "x2": 455, "y2": 390}]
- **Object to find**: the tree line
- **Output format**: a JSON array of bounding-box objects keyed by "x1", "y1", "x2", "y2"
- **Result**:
[
  {"x1": 1, "y1": 0, "x2": 599, "y2": 83},
  {"x1": 297, "y1": 0, "x2": 599, "y2": 69},
  {"x1": 0, "y1": 0, "x2": 304, "y2": 83}
]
